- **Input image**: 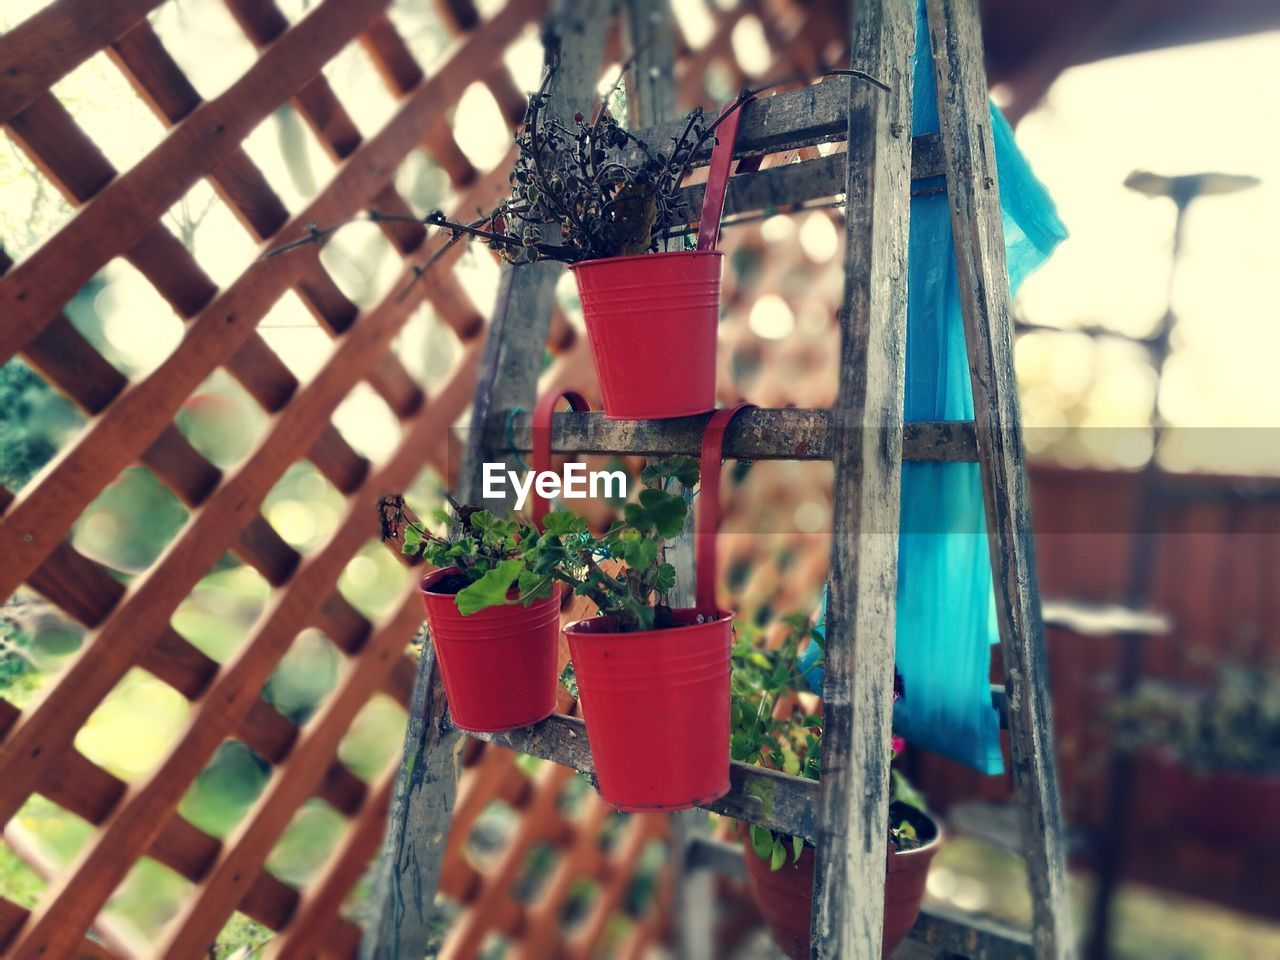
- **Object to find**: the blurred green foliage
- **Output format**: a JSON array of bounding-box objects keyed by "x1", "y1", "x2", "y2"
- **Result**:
[
  {"x1": 263, "y1": 630, "x2": 340, "y2": 724},
  {"x1": 73, "y1": 467, "x2": 188, "y2": 573},
  {"x1": 171, "y1": 560, "x2": 271, "y2": 663},
  {"x1": 180, "y1": 742, "x2": 271, "y2": 840},
  {"x1": 0, "y1": 359, "x2": 83, "y2": 492}
]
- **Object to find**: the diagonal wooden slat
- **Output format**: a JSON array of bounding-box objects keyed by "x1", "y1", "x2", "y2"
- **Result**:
[
  {"x1": 110, "y1": 14, "x2": 424, "y2": 416},
  {"x1": 265, "y1": 762, "x2": 397, "y2": 958},
  {"x1": 3, "y1": 345, "x2": 478, "y2": 957},
  {"x1": 0, "y1": 252, "x2": 477, "y2": 828},
  {"x1": 0, "y1": 0, "x2": 166, "y2": 122},
  {"x1": 29, "y1": 741, "x2": 330, "y2": 930},
  {"x1": 0, "y1": 898, "x2": 116, "y2": 959},
  {"x1": 155, "y1": 595, "x2": 420, "y2": 958},
  {"x1": 0, "y1": 0, "x2": 393, "y2": 362},
  {"x1": 0, "y1": 3, "x2": 538, "y2": 595}
]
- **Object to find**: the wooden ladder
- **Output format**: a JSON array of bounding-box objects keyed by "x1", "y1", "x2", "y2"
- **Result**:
[{"x1": 364, "y1": 0, "x2": 1075, "y2": 957}]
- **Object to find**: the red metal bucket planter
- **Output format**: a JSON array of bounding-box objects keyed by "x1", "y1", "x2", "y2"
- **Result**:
[
  {"x1": 570, "y1": 102, "x2": 746, "y2": 421},
  {"x1": 742, "y1": 806, "x2": 944, "y2": 959},
  {"x1": 417, "y1": 389, "x2": 595, "y2": 734},
  {"x1": 418, "y1": 571, "x2": 561, "y2": 734},
  {"x1": 549, "y1": 400, "x2": 755, "y2": 810},
  {"x1": 571, "y1": 250, "x2": 722, "y2": 420}
]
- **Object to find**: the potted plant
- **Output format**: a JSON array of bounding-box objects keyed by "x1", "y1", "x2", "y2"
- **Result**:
[
  {"x1": 1109, "y1": 658, "x2": 1280, "y2": 843},
  {"x1": 431, "y1": 66, "x2": 750, "y2": 421},
  {"x1": 384, "y1": 495, "x2": 563, "y2": 734},
  {"x1": 552, "y1": 450, "x2": 734, "y2": 810},
  {"x1": 398, "y1": 399, "x2": 753, "y2": 809},
  {"x1": 383, "y1": 452, "x2": 729, "y2": 808},
  {"x1": 731, "y1": 615, "x2": 943, "y2": 959},
  {"x1": 269, "y1": 59, "x2": 884, "y2": 420},
  {"x1": 490, "y1": 450, "x2": 732, "y2": 810}
]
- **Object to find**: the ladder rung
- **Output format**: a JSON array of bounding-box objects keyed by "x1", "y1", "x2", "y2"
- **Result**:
[
  {"x1": 624, "y1": 78, "x2": 946, "y2": 179},
  {"x1": 489, "y1": 410, "x2": 977, "y2": 462},
  {"x1": 684, "y1": 835, "x2": 747, "y2": 878},
  {"x1": 673, "y1": 139, "x2": 945, "y2": 226},
  {"x1": 461, "y1": 694, "x2": 1007, "y2": 838},
  {"x1": 901, "y1": 904, "x2": 1034, "y2": 959},
  {"x1": 945, "y1": 799, "x2": 1090, "y2": 863},
  {"x1": 682, "y1": 837, "x2": 1035, "y2": 958},
  {"x1": 462, "y1": 713, "x2": 820, "y2": 839},
  {"x1": 1040, "y1": 598, "x2": 1172, "y2": 638}
]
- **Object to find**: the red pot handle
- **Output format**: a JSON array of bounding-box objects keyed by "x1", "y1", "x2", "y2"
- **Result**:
[
  {"x1": 695, "y1": 98, "x2": 750, "y2": 253},
  {"x1": 696, "y1": 401, "x2": 755, "y2": 616},
  {"x1": 531, "y1": 389, "x2": 591, "y2": 530}
]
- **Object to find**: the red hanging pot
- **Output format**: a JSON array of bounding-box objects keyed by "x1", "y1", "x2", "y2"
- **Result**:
[
  {"x1": 569, "y1": 101, "x2": 747, "y2": 421},
  {"x1": 554, "y1": 400, "x2": 755, "y2": 810},
  {"x1": 742, "y1": 806, "x2": 944, "y2": 959},
  {"x1": 419, "y1": 569, "x2": 562, "y2": 733},
  {"x1": 417, "y1": 392, "x2": 596, "y2": 734}
]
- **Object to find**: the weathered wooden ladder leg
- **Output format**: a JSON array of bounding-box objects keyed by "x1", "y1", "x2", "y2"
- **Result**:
[
  {"x1": 360, "y1": 3, "x2": 609, "y2": 956},
  {"x1": 809, "y1": 1, "x2": 915, "y2": 957},
  {"x1": 926, "y1": 0, "x2": 1077, "y2": 957}
]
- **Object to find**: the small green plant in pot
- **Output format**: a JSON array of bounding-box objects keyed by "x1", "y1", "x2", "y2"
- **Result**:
[
  {"x1": 384, "y1": 495, "x2": 563, "y2": 734},
  {"x1": 382, "y1": 446, "x2": 736, "y2": 809},
  {"x1": 731, "y1": 615, "x2": 943, "y2": 960},
  {"x1": 548, "y1": 453, "x2": 739, "y2": 811},
  {"x1": 442, "y1": 452, "x2": 732, "y2": 811}
]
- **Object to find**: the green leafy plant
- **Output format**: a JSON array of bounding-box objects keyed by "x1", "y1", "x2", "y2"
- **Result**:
[
  {"x1": 386, "y1": 456, "x2": 700, "y2": 631},
  {"x1": 731, "y1": 614, "x2": 928, "y2": 869},
  {"x1": 1110, "y1": 659, "x2": 1280, "y2": 775},
  {"x1": 388, "y1": 496, "x2": 550, "y2": 616}
]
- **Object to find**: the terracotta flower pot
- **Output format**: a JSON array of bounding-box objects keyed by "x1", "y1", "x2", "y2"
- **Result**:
[
  {"x1": 742, "y1": 804, "x2": 943, "y2": 959},
  {"x1": 565, "y1": 608, "x2": 733, "y2": 810},
  {"x1": 419, "y1": 569, "x2": 562, "y2": 733}
]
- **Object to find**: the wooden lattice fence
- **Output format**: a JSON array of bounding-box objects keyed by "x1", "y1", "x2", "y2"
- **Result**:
[
  {"x1": 0, "y1": 0, "x2": 863, "y2": 956},
  {"x1": 0, "y1": 0, "x2": 553, "y2": 954}
]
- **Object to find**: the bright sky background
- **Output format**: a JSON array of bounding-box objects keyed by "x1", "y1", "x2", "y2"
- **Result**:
[{"x1": 1012, "y1": 30, "x2": 1280, "y2": 471}]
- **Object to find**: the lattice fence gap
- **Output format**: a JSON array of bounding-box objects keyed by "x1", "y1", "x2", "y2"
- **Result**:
[{"x1": 51, "y1": 52, "x2": 168, "y2": 174}]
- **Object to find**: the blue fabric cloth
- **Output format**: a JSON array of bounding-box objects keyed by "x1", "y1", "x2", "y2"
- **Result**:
[
  {"x1": 891, "y1": 0, "x2": 1066, "y2": 773},
  {"x1": 797, "y1": 2, "x2": 1065, "y2": 774}
]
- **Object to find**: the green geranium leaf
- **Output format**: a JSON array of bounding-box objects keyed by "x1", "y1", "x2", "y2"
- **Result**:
[
  {"x1": 770, "y1": 839, "x2": 787, "y2": 871},
  {"x1": 517, "y1": 570, "x2": 554, "y2": 603},
  {"x1": 749, "y1": 824, "x2": 774, "y2": 862},
  {"x1": 640, "y1": 454, "x2": 699, "y2": 489},
  {"x1": 455, "y1": 559, "x2": 523, "y2": 615},
  {"x1": 541, "y1": 511, "x2": 583, "y2": 537},
  {"x1": 654, "y1": 562, "x2": 676, "y2": 594},
  {"x1": 636, "y1": 487, "x2": 686, "y2": 538}
]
